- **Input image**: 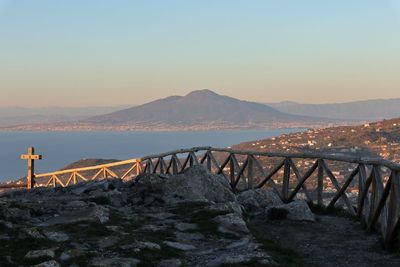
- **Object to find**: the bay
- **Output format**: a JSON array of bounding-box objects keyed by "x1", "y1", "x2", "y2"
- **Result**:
[{"x1": 0, "y1": 129, "x2": 304, "y2": 181}]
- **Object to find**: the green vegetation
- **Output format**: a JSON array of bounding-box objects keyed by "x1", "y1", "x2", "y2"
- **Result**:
[
  {"x1": 168, "y1": 202, "x2": 239, "y2": 239},
  {"x1": 248, "y1": 223, "x2": 303, "y2": 267},
  {"x1": 0, "y1": 229, "x2": 57, "y2": 266}
]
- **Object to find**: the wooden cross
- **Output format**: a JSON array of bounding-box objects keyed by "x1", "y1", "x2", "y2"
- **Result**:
[{"x1": 20, "y1": 147, "x2": 42, "y2": 189}]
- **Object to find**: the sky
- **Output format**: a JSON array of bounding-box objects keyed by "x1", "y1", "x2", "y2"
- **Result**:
[{"x1": 1, "y1": 0, "x2": 400, "y2": 107}]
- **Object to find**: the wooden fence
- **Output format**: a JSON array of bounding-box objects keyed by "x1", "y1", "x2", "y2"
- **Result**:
[
  {"x1": 34, "y1": 159, "x2": 141, "y2": 187},
  {"x1": 139, "y1": 147, "x2": 400, "y2": 247},
  {"x1": 3, "y1": 146, "x2": 400, "y2": 247}
]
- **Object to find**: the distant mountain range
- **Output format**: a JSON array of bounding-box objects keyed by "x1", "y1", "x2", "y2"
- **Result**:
[
  {"x1": 1, "y1": 90, "x2": 399, "y2": 131},
  {"x1": 267, "y1": 98, "x2": 400, "y2": 121},
  {"x1": 0, "y1": 90, "x2": 330, "y2": 131},
  {"x1": 85, "y1": 89, "x2": 323, "y2": 126}
]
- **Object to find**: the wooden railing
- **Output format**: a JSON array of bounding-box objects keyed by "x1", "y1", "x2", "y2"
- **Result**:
[
  {"x1": 139, "y1": 146, "x2": 400, "y2": 248},
  {"x1": 3, "y1": 146, "x2": 400, "y2": 248},
  {"x1": 34, "y1": 159, "x2": 141, "y2": 187}
]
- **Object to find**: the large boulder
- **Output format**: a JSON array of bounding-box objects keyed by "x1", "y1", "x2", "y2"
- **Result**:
[
  {"x1": 163, "y1": 166, "x2": 236, "y2": 204},
  {"x1": 132, "y1": 166, "x2": 236, "y2": 204},
  {"x1": 267, "y1": 200, "x2": 315, "y2": 222},
  {"x1": 237, "y1": 189, "x2": 283, "y2": 215}
]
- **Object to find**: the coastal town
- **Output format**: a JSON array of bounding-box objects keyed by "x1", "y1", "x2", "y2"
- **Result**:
[{"x1": 232, "y1": 118, "x2": 400, "y2": 197}]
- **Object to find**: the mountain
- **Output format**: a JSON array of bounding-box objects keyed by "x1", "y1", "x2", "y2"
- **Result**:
[
  {"x1": 267, "y1": 98, "x2": 400, "y2": 121},
  {"x1": 83, "y1": 89, "x2": 327, "y2": 130}
]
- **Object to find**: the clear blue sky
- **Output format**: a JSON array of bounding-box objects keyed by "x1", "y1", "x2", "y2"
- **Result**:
[{"x1": 1, "y1": 0, "x2": 400, "y2": 107}]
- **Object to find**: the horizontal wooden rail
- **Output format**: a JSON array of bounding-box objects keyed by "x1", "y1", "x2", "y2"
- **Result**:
[
  {"x1": 35, "y1": 159, "x2": 140, "y2": 178},
  {"x1": 34, "y1": 158, "x2": 141, "y2": 188}
]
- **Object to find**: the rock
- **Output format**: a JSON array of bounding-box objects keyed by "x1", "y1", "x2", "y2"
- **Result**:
[
  {"x1": 89, "y1": 257, "x2": 140, "y2": 267},
  {"x1": 97, "y1": 235, "x2": 120, "y2": 249},
  {"x1": 147, "y1": 211, "x2": 176, "y2": 220},
  {"x1": 157, "y1": 259, "x2": 182, "y2": 267},
  {"x1": 175, "y1": 232, "x2": 204, "y2": 242},
  {"x1": 0, "y1": 219, "x2": 13, "y2": 229},
  {"x1": 44, "y1": 231, "x2": 70, "y2": 242},
  {"x1": 25, "y1": 249, "x2": 55, "y2": 259},
  {"x1": 162, "y1": 166, "x2": 236, "y2": 204},
  {"x1": 268, "y1": 200, "x2": 315, "y2": 222},
  {"x1": 0, "y1": 166, "x2": 284, "y2": 266},
  {"x1": 214, "y1": 213, "x2": 249, "y2": 237},
  {"x1": 237, "y1": 189, "x2": 283, "y2": 214},
  {"x1": 89, "y1": 189, "x2": 127, "y2": 207},
  {"x1": 174, "y1": 222, "x2": 198, "y2": 231},
  {"x1": 19, "y1": 227, "x2": 45, "y2": 239},
  {"x1": 206, "y1": 202, "x2": 244, "y2": 216},
  {"x1": 92, "y1": 205, "x2": 110, "y2": 223},
  {"x1": 163, "y1": 241, "x2": 196, "y2": 251},
  {"x1": 209, "y1": 253, "x2": 274, "y2": 266},
  {"x1": 60, "y1": 249, "x2": 86, "y2": 261},
  {"x1": 2, "y1": 207, "x2": 31, "y2": 220},
  {"x1": 130, "y1": 174, "x2": 166, "y2": 203},
  {"x1": 133, "y1": 166, "x2": 236, "y2": 204},
  {"x1": 140, "y1": 224, "x2": 168, "y2": 232},
  {"x1": 63, "y1": 200, "x2": 88, "y2": 209},
  {"x1": 33, "y1": 260, "x2": 60, "y2": 267},
  {"x1": 226, "y1": 237, "x2": 255, "y2": 249},
  {"x1": 71, "y1": 180, "x2": 124, "y2": 195},
  {"x1": 211, "y1": 254, "x2": 251, "y2": 265},
  {"x1": 135, "y1": 241, "x2": 161, "y2": 251},
  {"x1": 106, "y1": 225, "x2": 122, "y2": 232},
  {"x1": 0, "y1": 234, "x2": 10, "y2": 240},
  {"x1": 119, "y1": 241, "x2": 161, "y2": 252},
  {"x1": 39, "y1": 204, "x2": 109, "y2": 226}
]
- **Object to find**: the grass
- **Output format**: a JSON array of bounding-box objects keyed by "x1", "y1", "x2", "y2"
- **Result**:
[
  {"x1": 168, "y1": 201, "x2": 240, "y2": 239},
  {"x1": 0, "y1": 233, "x2": 58, "y2": 266},
  {"x1": 100, "y1": 208, "x2": 184, "y2": 266},
  {"x1": 248, "y1": 223, "x2": 304, "y2": 267}
]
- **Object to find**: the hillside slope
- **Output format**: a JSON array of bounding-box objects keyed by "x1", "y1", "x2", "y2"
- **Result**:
[
  {"x1": 232, "y1": 118, "x2": 400, "y2": 162},
  {"x1": 268, "y1": 99, "x2": 400, "y2": 121}
]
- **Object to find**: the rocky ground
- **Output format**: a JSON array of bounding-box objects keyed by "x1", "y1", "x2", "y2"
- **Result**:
[
  {"x1": 0, "y1": 166, "x2": 398, "y2": 266},
  {"x1": 250, "y1": 215, "x2": 400, "y2": 267}
]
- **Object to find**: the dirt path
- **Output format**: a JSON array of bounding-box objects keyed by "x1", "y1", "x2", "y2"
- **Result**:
[{"x1": 249, "y1": 215, "x2": 400, "y2": 267}]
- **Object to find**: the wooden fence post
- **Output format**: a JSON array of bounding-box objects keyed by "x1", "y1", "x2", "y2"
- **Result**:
[
  {"x1": 282, "y1": 158, "x2": 291, "y2": 202},
  {"x1": 317, "y1": 159, "x2": 324, "y2": 206}
]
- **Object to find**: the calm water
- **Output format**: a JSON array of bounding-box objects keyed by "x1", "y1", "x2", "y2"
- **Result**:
[{"x1": 0, "y1": 129, "x2": 303, "y2": 181}]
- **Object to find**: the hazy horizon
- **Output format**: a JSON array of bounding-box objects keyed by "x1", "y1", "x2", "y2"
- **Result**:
[
  {"x1": 1, "y1": 0, "x2": 400, "y2": 107},
  {"x1": 1, "y1": 89, "x2": 400, "y2": 109}
]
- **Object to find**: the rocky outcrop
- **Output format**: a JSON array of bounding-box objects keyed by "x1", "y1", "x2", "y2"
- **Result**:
[
  {"x1": 131, "y1": 165, "x2": 236, "y2": 204},
  {"x1": 0, "y1": 165, "x2": 316, "y2": 266},
  {"x1": 237, "y1": 188, "x2": 283, "y2": 215}
]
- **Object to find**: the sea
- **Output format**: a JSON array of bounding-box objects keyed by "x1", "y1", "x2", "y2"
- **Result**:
[{"x1": 0, "y1": 129, "x2": 304, "y2": 182}]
